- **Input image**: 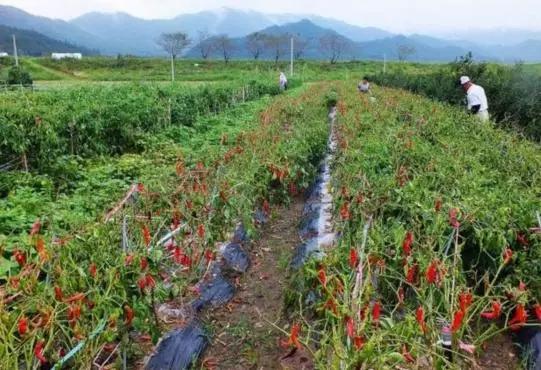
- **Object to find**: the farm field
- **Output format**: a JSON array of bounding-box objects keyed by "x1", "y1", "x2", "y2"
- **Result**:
[
  {"x1": 1, "y1": 57, "x2": 430, "y2": 84},
  {"x1": 0, "y1": 59, "x2": 540, "y2": 369}
]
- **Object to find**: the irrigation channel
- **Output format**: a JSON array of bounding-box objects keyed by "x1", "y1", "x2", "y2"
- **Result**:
[{"x1": 138, "y1": 107, "x2": 339, "y2": 369}]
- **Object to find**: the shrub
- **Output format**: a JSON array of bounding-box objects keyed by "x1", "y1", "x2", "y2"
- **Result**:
[{"x1": 7, "y1": 66, "x2": 33, "y2": 85}]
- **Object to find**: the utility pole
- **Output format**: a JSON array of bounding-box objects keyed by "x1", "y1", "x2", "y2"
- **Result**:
[
  {"x1": 12, "y1": 34, "x2": 19, "y2": 67},
  {"x1": 383, "y1": 53, "x2": 386, "y2": 74},
  {"x1": 290, "y1": 36, "x2": 294, "y2": 76}
]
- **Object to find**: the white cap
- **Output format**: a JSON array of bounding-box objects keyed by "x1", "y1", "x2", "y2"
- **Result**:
[{"x1": 460, "y1": 76, "x2": 471, "y2": 85}]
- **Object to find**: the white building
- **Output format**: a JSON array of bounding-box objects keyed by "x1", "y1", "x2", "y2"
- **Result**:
[
  {"x1": 0, "y1": 52, "x2": 8, "y2": 57},
  {"x1": 51, "y1": 53, "x2": 82, "y2": 60}
]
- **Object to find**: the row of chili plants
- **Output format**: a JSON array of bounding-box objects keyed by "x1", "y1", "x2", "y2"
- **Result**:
[
  {"x1": 0, "y1": 84, "x2": 330, "y2": 367},
  {"x1": 0, "y1": 96, "x2": 280, "y2": 275},
  {"x1": 287, "y1": 83, "x2": 541, "y2": 368},
  {"x1": 0, "y1": 79, "x2": 281, "y2": 173},
  {"x1": 0, "y1": 80, "x2": 283, "y2": 265}
]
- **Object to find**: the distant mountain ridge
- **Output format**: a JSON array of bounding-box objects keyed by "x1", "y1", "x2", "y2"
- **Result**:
[
  {"x1": 186, "y1": 21, "x2": 492, "y2": 62},
  {"x1": 0, "y1": 25, "x2": 97, "y2": 56},
  {"x1": 0, "y1": 5, "x2": 540, "y2": 61}
]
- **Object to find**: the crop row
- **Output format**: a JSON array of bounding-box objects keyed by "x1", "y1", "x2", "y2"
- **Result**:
[
  {"x1": 0, "y1": 80, "x2": 282, "y2": 173},
  {"x1": 290, "y1": 83, "x2": 541, "y2": 368},
  {"x1": 0, "y1": 84, "x2": 330, "y2": 367}
]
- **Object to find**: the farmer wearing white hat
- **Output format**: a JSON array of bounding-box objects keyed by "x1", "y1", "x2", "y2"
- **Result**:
[
  {"x1": 460, "y1": 76, "x2": 489, "y2": 122},
  {"x1": 279, "y1": 72, "x2": 288, "y2": 91}
]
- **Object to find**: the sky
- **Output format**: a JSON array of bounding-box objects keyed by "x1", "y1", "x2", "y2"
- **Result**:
[{"x1": 2, "y1": 0, "x2": 541, "y2": 33}]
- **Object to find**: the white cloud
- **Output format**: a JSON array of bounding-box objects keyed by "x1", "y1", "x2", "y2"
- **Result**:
[{"x1": 1, "y1": 0, "x2": 540, "y2": 32}]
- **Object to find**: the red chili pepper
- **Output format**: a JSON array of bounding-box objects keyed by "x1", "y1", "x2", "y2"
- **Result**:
[
  {"x1": 140, "y1": 257, "x2": 148, "y2": 271},
  {"x1": 34, "y1": 340, "x2": 47, "y2": 364},
  {"x1": 142, "y1": 225, "x2": 151, "y2": 247},
  {"x1": 459, "y1": 292, "x2": 473, "y2": 313},
  {"x1": 451, "y1": 310, "x2": 465, "y2": 333},
  {"x1": 35, "y1": 238, "x2": 45, "y2": 253},
  {"x1": 124, "y1": 305, "x2": 134, "y2": 326},
  {"x1": 516, "y1": 232, "x2": 529, "y2": 247},
  {"x1": 402, "y1": 344, "x2": 415, "y2": 363},
  {"x1": 534, "y1": 304, "x2": 541, "y2": 321},
  {"x1": 416, "y1": 306, "x2": 427, "y2": 333},
  {"x1": 340, "y1": 202, "x2": 351, "y2": 220},
  {"x1": 86, "y1": 299, "x2": 95, "y2": 310},
  {"x1": 281, "y1": 323, "x2": 301, "y2": 349},
  {"x1": 449, "y1": 208, "x2": 460, "y2": 229},
  {"x1": 509, "y1": 304, "x2": 527, "y2": 330},
  {"x1": 324, "y1": 298, "x2": 338, "y2": 315},
  {"x1": 353, "y1": 336, "x2": 364, "y2": 350},
  {"x1": 503, "y1": 247, "x2": 513, "y2": 264},
  {"x1": 425, "y1": 260, "x2": 439, "y2": 285},
  {"x1": 145, "y1": 274, "x2": 156, "y2": 289},
  {"x1": 125, "y1": 254, "x2": 134, "y2": 266},
  {"x1": 29, "y1": 218, "x2": 41, "y2": 236},
  {"x1": 406, "y1": 263, "x2": 418, "y2": 284},
  {"x1": 13, "y1": 250, "x2": 26, "y2": 267},
  {"x1": 349, "y1": 248, "x2": 359, "y2": 269},
  {"x1": 54, "y1": 286, "x2": 63, "y2": 301},
  {"x1": 372, "y1": 301, "x2": 381, "y2": 326},
  {"x1": 481, "y1": 301, "x2": 502, "y2": 320},
  {"x1": 89, "y1": 263, "x2": 97, "y2": 278},
  {"x1": 137, "y1": 276, "x2": 147, "y2": 291},
  {"x1": 317, "y1": 267, "x2": 327, "y2": 288},
  {"x1": 434, "y1": 198, "x2": 442, "y2": 212},
  {"x1": 197, "y1": 224, "x2": 205, "y2": 239},
  {"x1": 18, "y1": 316, "x2": 28, "y2": 336},
  {"x1": 35, "y1": 238, "x2": 48, "y2": 262},
  {"x1": 67, "y1": 304, "x2": 82, "y2": 327},
  {"x1": 262, "y1": 200, "x2": 271, "y2": 216},
  {"x1": 402, "y1": 231, "x2": 414, "y2": 256},
  {"x1": 204, "y1": 250, "x2": 215, "y2": 264},
  {"x1": 288, "y1": 182, "x2": 298, "y2": 196},
  {"x1": 65, "y1": 292, "x2": 85, "y2": 303},
  {"x1": 180, "y1": 254, "x2": 192, "y2": 268},
  {"x1": 345, "y1": 316, "x2": 355, "y2": 338}
]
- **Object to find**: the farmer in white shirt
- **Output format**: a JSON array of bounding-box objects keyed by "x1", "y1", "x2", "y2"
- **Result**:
[
  {"x1": 358, "y1": 77, "x2": 370, "y2": 93},
  {"x1": 460, "y1": 76, "x2": 489, "y2": 122},
  {"x1": 279, "y1": 72, "x2": 288, "y2": 91}
]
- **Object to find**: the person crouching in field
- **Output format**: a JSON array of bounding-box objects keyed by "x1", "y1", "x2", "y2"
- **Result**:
[
  {"x1": 460, "y1": 76, "x2": 489, "y2": 122},
  {"x1": 358, "y1": 77, "x2": 370, "y2": 94},
  {"x1": 279, "y1": 72, "x2": 288, "y2": 91}
]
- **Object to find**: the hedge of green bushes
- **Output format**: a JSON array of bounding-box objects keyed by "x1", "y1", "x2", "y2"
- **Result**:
[{"x1": 0, "y1": 80, "x2": 282, "y2": 171}]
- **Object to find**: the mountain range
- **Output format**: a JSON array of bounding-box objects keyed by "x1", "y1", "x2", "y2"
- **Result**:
[
  {"x1": 0, "y1": 5, "x2": 540, "y2": 62},
  {"x1": 0, "y1": 24, "x2": 96, "y2": 56}
]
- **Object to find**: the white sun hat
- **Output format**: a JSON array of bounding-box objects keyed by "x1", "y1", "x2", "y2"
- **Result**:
[{"x1": 460, "y1": 76, "x2": 471, "y2": 85}]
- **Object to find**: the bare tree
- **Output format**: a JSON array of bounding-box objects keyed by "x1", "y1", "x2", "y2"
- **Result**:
[
  {"x1": 293, "y1": 35, "x2": 310, "y2": 60},
  {"x1": 263, "y1": 34, "x2": 288, "y2": 65},
  {"x1": 319, "y1": 33, "x2": 349, "y2": 64},
  {"x1": 397, "y1": 44, "x2": 416, "y2": 62},
  {"x1": 213, "y1": 35, "x2": 234, "y2": 63},
  {"x1": 245, "y1": 32, "x2": 265, "y2": 60},
  {"x1": 157, "y1": 32, "x2": 190, "y2": 82},
  {"x1": 197, "y1": 30, "x2": 214, "y2": 60}
]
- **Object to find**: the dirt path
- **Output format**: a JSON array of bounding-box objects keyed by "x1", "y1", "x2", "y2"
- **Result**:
[{"x1": 201, "y1": 199, "x2": 304, "y2": 370}]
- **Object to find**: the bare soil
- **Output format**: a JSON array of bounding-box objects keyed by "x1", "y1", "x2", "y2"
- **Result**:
[
  {"x1": 200, "y1": 199, "x2": 305, "y2": 370},
  {"x1": 476, "y1": 334, "x2": 520, "y2": 370}
]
